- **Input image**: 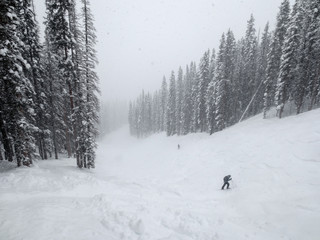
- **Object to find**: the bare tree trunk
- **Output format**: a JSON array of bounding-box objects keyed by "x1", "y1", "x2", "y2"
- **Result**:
[
  {"x1": 65, "y1": 124, "x2": 72, "y2": 158},
  {"x1": 0, "y1": 110, "x2": 13, "y2": 162},
  {"x1": 0, "y1": 144, "x2": 3, "y2": 160},
  {"x1": 83, "y1": 156, "x2": 87, "y2": 168},
  {"x1": 39, "y1": 139, "x2": 44, "y2": 159},
  {"x1": 42, "y1": 132, "x2": 48, "y2": 159}
]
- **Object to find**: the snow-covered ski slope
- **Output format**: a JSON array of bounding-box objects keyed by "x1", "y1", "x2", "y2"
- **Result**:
[{"x1": 1, "y1": 109, "x2": 320, "y2": 240}]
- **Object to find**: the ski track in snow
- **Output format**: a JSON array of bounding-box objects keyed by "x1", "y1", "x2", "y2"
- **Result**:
[{"x1": 1, "y1": 110, "x2": 320, "y2": 240}]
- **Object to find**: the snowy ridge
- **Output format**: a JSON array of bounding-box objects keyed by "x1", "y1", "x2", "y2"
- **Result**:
[{"x1": 1, "y1": 109, "x2": 320, "y2": 240}]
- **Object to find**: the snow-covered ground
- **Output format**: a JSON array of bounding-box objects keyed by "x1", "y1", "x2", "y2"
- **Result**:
[{"x1": 1, "y1": 109, "x2": 320, "y2": 240}]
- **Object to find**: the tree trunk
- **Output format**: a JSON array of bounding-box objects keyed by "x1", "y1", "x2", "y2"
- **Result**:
[
  {"x1": 39, "y1": 138, "x2": 44, "y2": 160},
  {"x1": 279, "y1": 106, "x2": 284, "y2": 119},
  {"x1": 0, "y1": 110, "x2": 13, "y2": 162},
  {"x1": 65, "y1": 114, "x2": 72, "y2": 158},
  {"x1": 0, "y1": 145, "x2": 3, "y2": 160},
  {"x1": 83, "y1": 156, "x2": 87, "y2": 168},
  {"x1": 42, "y1": 132, "x2": 48, "y2": 159}
]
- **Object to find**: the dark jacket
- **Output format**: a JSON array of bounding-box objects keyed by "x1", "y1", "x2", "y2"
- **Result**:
[{"x1": 223, "y1": 175, "x2": 232, "y2": 183}]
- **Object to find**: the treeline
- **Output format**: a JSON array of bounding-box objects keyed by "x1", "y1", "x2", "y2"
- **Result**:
[
  {"x1": 129, "y1": 0, "x2": 320, "y2": 138},
  {"x1": 0, "y1": 0, "x2": 99, "y2": 168}
]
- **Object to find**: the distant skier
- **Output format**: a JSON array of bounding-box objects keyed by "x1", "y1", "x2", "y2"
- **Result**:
[
  {"x1": 221, "y1": 175, "x2": 232, "y2": 190},
  {"x1": 178, "y1": 144, "x2": 180, "y2": 150}
]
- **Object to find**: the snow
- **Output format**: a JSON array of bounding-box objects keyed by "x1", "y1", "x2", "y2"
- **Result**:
[
  {"x1": 6, "y1": 12, "x2": 14, "y2": 19},
  {"x1": 0, "y1": 48, "x2": 8, "y2": 56},
  {"x1": 1, "y1": 109, "x2": 320, "y2": 240}
]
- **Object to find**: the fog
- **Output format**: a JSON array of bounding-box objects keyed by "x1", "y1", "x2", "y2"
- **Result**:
[
  {"x1": 99, "y1": 100, "x2": 129, "y2": 136},
  {"x1": 33, "y1": 0, "x2": 289, "y2": 103}
]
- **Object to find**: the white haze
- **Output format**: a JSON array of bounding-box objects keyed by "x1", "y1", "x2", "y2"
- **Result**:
[{"x1": 33, "y1": 0, "x2": 292, "y2": 102}]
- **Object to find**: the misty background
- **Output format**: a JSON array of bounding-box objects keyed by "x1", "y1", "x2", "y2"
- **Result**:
[{"x1": 33, "y1": 0, "x2": 291, "y2": 132}]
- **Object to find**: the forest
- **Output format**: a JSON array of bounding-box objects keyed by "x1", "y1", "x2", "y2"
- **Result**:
[
  {"x1": 129, "y1": 0, "x2": 320, "y2": 138},
  {"x1": 0, "y1": 0, "x2": 99, "y2": 168}
]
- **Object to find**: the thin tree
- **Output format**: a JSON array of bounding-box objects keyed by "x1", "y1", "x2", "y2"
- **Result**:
[{"x1": 79, "y1": 0, "x2": 100, "y2": 168}]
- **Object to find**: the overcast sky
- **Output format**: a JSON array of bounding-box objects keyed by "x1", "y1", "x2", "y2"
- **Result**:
[{"x1": 33, "y1": 0, "x2": 291, "y2": 102}]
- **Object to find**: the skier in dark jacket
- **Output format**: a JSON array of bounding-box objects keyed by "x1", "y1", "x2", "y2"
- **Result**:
[{"x1": 221, "y1": 175, "x2": 232, "y2": 190}]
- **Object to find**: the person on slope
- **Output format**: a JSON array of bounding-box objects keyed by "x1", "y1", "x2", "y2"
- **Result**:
[{"x1": 221, "y1": 175, "x2": 232, "y2": 190}]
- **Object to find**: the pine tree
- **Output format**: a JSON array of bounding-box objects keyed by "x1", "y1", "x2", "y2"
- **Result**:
[
  {"x1": 190, "y1": 62, "x2": 199, "y2": 132},
  {"x1": 233, "y1": 38, "x2": 246, "y2": 120},
  {"x1": 241, "y1": 15, "x2": 258, "y2": 118},
  {"x1": 176, "y1": 67, "x2": 184, "y2": 135},
  {"x1": 144, "y1": 93, "x2": 152, "y2": 135},
  {"x1": 79, "y1": 0, "x2": 100, "y2": 168},
  {"x1": 263, "y1": 0, "x2": 290, "y2": 117},
  {"x1": 304, "y1": 0, "x2": 320, "y2": 110},
  {"x1": 19, "y1": 0, "x2": 51, "y2": 160},
  {"x1": 215, "y1": 33, "x2": 228, "y2": 131},
  {"x1": 0, "y1": 0, "x2": 35, "y2": 166},
  {"x1": 160, "y1": 77, "x2": 168, "y2": 132},
  {"x1": 206, "y1": 49, "x2": 216, "y2": 134},
  {"x1": 275, "y1": 0, "x2": 303, "y2": 118},
  {"x1": 197, "y1": 50, "x2": 210, "y2": 132},
  {"x1": 70, "y1": 0, "x2": 86, "y2": 166},
  {"x1": 256, "y1": 23, "x2": 271, "y2": 116},
  {"x1": 182, "y1": 64, "x2": 193, "y2": 134},
  {"x1": 167, "y1": 71, "x2": 176, "y2": 136},
  {"x1": 211, "y1": 31, "x2": 236, "y2": 130},
  {"x1": 138, "y1": 91, "x2": 145, "y2": 137},
  {"x1": 152, "y1": 91, "x2": 161, "y2": 133},
  {"x1": 209, "y1": 49, "x2": 216, "y2": 83},
  {"x1": 45, "y1": 0, "x2": 77, "y2": 158},
  {"x1": 42, "y1": 31, "x2": 65, "y2": 159},
  {"x1": 224, "y1": 30, "x2": 237, "y2": 124}
]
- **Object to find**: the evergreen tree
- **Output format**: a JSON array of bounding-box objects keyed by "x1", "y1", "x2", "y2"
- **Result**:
[
  {"x1": 223, "y1": 30, "x2": 237, "y2": 124},
  {"x1": 256, "y1": 23, "x2": 271, "y2": 116},
  {"x1": 79, "y1": 0, "x2": 100, "y2": 168},
  {"x1": 182, "y1": 64, "x2": 193, "y2": 134},
  {"x1": 42, "y1": 31, "x2": 65, "y2": 159},
  {"x1": 215, "y1": 33, "x2": 228, "y2": 131},
  {"x1": 160, "y1": 77, "x2": 168, "y2": 131},
  {"x1": 303, "y1": 0, "x2": 320, "y2": 110},
  {"x1": 152, "y1": 91, "x2": 161, "y2": 133},
  {"x1": 145, "y1": 93, "x2": 152, "y2": 135},
  {"x1": 190, "y1": 62, "x2": 199, "y2": 132},
  {"x1": 70, "y1": 0, "x2": 86, "y2": 166},
  {"x1": 45, "y1": 0, "x2": 77, "y2": 158},
  {"x1": 197, "y1": 50, "x2": 211, "y2": 132},
  {"x1": 206, "y1": 49, "x2": 216, "y2": 134},
  {"x1": 241, "y1": 15, "x2": 258, "y2": 118},
  {"x1": 176, "y1": 67, "x2": 184, "y2": 135},
  {"x1": 233, "y1": 38, "x2": 246, "y2": 120},
  {"x1": 19, "y1": 0, "x2": 51, "y2": 160},
  {"x1": 263, "y1": 0, "x2": 290, "y2": 117},
  {"x1": 275, "y1": 0, "x2": 303, "y2": 118},
  {"x1": 138, "y1": 91, "x2": 145, "y2": 137},
  {"x1": 167, "y1": 71, "x2": 176, "y2": 136},
  {"x1": 208, "y1": 49, "x2": 216, "y2": 82},
  {"x1": 0, "y1": 0, "x2": 35, "y2": 166}
]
